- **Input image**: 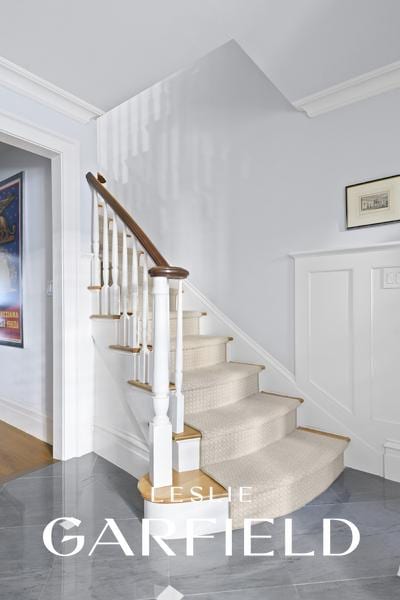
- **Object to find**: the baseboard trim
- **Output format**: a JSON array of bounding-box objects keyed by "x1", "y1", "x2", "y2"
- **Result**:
[
  {"x1": 0, "y1": 396, "x2": 52, "y2": 443},
  {"x1": 384, "y1": 440, "x2": 400, "y2": 483},
  {"x1": 94, "y1": 423, "x2": 149, "y2": 479}
]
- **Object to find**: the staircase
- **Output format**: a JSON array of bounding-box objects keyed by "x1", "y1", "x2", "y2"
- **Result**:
[{"x1": 87, "y1": 172, "x2": 349, "y2": 538}]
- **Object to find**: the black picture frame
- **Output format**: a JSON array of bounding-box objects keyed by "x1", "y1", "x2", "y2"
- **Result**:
[{"x1": 346, "y1": 174, "x2": 400, "y2": 230}]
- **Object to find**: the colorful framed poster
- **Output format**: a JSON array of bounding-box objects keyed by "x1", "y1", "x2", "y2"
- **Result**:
[{"x1": 0, "y1": 172, "x2": 23, "y2": 347}]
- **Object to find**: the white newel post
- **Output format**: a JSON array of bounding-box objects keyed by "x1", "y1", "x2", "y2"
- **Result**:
[
  {"x1": 171, "y1": 279, "x2": 184, "y2": 433},
  {"x1": 101, "y1": 201, "x2": 110, "y2": 314},
  {"x1": 149, "y1": 275, "x2": 173, "y2": 488},
  {"x1": 91, "y1": 190, "x2": 101, "y2": 287},
  {"x1": 110, "y1": 211, "x2": 120, "y2": 315}
]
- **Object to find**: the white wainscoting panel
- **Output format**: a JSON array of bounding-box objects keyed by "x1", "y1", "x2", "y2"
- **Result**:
[
  {"x1": 308, "y1": 270, "x2": 354, "y2": 414},
  {"x1": 294, "y1": 244, "x2": 400, "y2": 477},
  {"x1": 371, "y1": 268, "x2": 400, "y2": 426}
]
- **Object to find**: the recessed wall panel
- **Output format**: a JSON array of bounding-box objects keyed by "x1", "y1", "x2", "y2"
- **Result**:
[
  {"x1": 371, "y1": 267, "x2": 400, "y2": 425},
  {"x1": 308, "y1": 270, "x2": 354, "y2": 413}
]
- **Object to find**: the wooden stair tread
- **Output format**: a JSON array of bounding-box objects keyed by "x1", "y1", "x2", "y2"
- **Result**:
[
  {"x1": 173, "y1": 424, "x2": 202, "y2": 441},
  {"x1": 109, "y1": 344, "x2": 152, "y2": 353},
  {"x1": 90, "y1": 310, "x2": 206, "y2": 320},
  {"x1": 297, "y1": 426, "x2": 350, "y2": 442},
  {"x1": 138, "y1": 469, "x2": 227, "y2": 503},
  {"x1": 128, "y1": 380, "x2": 176, "y2": 391},
  {"x1": 90, "y1": 314, "x2": 121, "y2": 320}
]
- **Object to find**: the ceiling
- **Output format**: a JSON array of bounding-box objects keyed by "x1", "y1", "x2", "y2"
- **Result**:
[{"x1": 0, "y1": 0, "x2": 399, "y2": 110}]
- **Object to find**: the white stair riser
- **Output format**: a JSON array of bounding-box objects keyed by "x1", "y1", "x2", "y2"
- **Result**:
[
  {"x1": 146, "y1": 316, "x2": 200, "y2": 340},
  {"x1": 170, "y1": 342, "x2": 227, "y2": 373},
  {"x1": 173, "y1": 438, "x2": 201, "y2": 472},
  {"x1": 199, "y1": 410, "x2": 297, "y2": 466},
  {"x1": 185, "y1": 374, "x2": 259, "y2": 414},
  {"x1": 144, "y1": 497, "x2": 229, "y2": 539},
  {"x1": 230, "y1": 454, "x2": 344, "y2": 529},
  {"x1": 90, "y1": 289, "x2": 100, "y2": 314},
  {"x1": 106, "y1": 340, "x2": 223, "y2": 372}
]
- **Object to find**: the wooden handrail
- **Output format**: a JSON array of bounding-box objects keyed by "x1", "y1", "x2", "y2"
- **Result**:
[{"x1": 86, "y1": 172, "x2": 188, "y2": 279}]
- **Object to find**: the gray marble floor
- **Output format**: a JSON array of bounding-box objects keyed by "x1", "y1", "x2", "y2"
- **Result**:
[{"x1": 1, "y1": 454, "x2": 400, "y2": 599}]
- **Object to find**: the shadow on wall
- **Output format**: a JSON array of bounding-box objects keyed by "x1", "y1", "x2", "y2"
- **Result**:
[
  {"x1": 98, "y1": 41, "x2": 296, "y2": 366},
  {"x1": 98, "y1": 39, "x2": 400, "y2": 372}
]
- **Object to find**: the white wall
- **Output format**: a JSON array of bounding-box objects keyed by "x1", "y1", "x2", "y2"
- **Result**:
[
  {"x1": 98, "y1": 41, "x2": 400, "y2": 373},
  {"x1": 0, "y1": 84, "x2": 98, "y2": 449},
  {"x1": 0, "y1": 144, "x2": 52, "y2": 439}
]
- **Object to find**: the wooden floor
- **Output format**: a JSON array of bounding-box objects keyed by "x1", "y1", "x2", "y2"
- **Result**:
[{"x1": 0, "y1": 420, "x2": 55, "y2": 483}]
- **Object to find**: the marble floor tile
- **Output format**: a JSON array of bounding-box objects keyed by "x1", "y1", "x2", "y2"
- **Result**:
[
  {"x1": 19, "y1": 452, "x2": 98, "y2": 482},
  {"x1": 273, "y1": 497, "x2": 400, "y2": 538},
  {"x1": 330, "y1": 468, "x2": 400, "y2": 503},
  {"x1": 296, "y1": 576, "x2": 400, "y2": 599},
  {"x1": 0, "y1": 476, "x2": 64, "y2": 527},
  {"x1": 0, "y1": 524, "x2": 55, "y2": 577},
  {"x1": 68, "y1": 456, "x2": 144, "y2": 522},
  {"x1": 92, "y1": 457, "x2": 144, "y2": 518},
  {"x1": 169, "y1": 549, "x2": 292, "y2": 595},
  {"x1": 0, "y1": 569, "x2": 51, "y2": 600},
  {"x1": 39, "y1": 555, "x2": 169, "y2": 600},
  {"x1": 167, "y1": 521, "x2": 279, "y2": 558},
  {"x1": 307, "y1": 483, "x2": 342, "y2": 505},
  {"x1": 56, "y1": 515, "x2": 170, "y2": 563},
  {"x1": 184, "y1": 584, "x2": 300, "y2": 599},
  {"x1": 74, "y1": 476, "x2": 141, "y2": 522},
  {"x1": 2, "y1": 458, "x2": 400, "y2": 599},
  {"x1": 280, "y1": 529, "x2": 400, "y2": 584}
]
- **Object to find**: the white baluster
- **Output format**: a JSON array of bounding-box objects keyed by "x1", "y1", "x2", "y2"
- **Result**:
[
  {"x1": 171, "y1": 279, "x2": 184, "y2": 433},
  {"x1": 130, "y1": 241, "x2": 139, "y2": 345},
  {"x1": 100, "y1": 201, "x2": 110, "y2": 314},
  {"x1": 110, "y1": 210, "x2": 120, "y2": 315},
  {"x1": 139, "y1": 253, "x2": 150, "y2": 383},
  {"x1": 119, "y1": 225, "x2": 129, "y2": 346},
  {"x1": 149, "y1": 275, "x2": 172, "y2": 488},
  {"x1": 130, "y1": 240, "x2": 139, "y2": 378},
  {"x1": 91, "y1": 190, "x2": 101, "y2": 287}
]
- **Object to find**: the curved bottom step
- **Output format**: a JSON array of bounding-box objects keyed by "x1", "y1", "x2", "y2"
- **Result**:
[{"x1": 203, "y1": 428, "x2": 349, "y2": 529}]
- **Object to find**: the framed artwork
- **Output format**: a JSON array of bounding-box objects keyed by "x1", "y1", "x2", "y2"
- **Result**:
[
  {"x1": 346, "y1": 174, "x2": 400, "y2": 229},
  {"x1": 0, "y1": 172, "x2": 23, "y2": 347}
]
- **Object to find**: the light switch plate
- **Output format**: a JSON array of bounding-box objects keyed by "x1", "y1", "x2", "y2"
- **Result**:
[{"x1": 383, "y1": 267, "x2": 400, "y2": 289}]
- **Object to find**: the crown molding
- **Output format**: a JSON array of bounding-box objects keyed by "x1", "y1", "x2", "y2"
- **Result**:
[
  {"x1": 0, "y1": 56, "x2": 104, "y2": 123},
  {"x1": 293, "y1": 60, "x2": 400, "y2": 117}
]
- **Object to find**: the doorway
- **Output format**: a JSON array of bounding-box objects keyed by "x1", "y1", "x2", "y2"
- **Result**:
[
  {"x1": 0, "y1": 110, "x2": 82, "y2": 462},
  {"x1": 0, "y1": 141, "x2": 54, "y2": 480}
]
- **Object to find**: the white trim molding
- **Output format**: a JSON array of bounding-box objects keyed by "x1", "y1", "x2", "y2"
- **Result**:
[
  {"x1": 0, "y1": 109, "x2": 86, "y2": 460},
  {"x1": 290, "y1": 241, "x2": 400, "y2": 259},
  {"x1": 94, "y1": 424, "x2": 149, "y2": 479},
  {"x1": 0, "y1": 396, "x2": 52, "y2": 443},
  {"x1": 384, "y1": 440, "x2": 400, "y2": 483},
  {"x1": 0, "y1": 56, "x2": 104, "y2": 123},
  {"x1": 293, "y1": 60, "x2": 400, "y2": 117}
]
